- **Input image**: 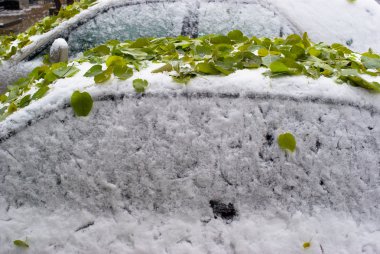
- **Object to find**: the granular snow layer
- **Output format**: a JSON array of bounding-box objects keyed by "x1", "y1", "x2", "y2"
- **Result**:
[
  {"x1": 0, "y1": 204, "x2": 379, "y2": 254},
  {"x1": 0, "y1": 59, "x2": 43, "y2": 94},
  {"x1": 0, "y1": 64, "x2": 379, "y2": 253}
]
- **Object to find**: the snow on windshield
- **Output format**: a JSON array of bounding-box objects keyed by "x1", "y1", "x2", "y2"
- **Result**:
[
  {"x1": 68, "y1": 2, "x2": 189, "y2": 54},
  {"x1": 68, "y1": 1, "x2": 297, "y2": 54}
]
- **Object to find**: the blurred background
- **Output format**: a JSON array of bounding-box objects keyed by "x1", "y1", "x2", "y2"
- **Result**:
[{"x1": 0, "y1": 0, "x2": 73, "y2": 35}]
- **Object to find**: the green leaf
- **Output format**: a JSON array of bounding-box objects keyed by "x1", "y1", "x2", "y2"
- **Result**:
[
  {"x1": 308, "y1": 47, "x2": 321, "y2": 57},
  {"x1": 130, "y1": 38, "x2": 150, "y2": 48},
  {"x1": 341, "y1": 75, "x2": 380, "y2": 92},
  {"x1": 84, "y1": 65, "x2": 103, "y2": 77},
  {"x1": 227, "y1": 30, "x2": 246, "y2": 42},
  {"x1": 303, "y1": 242, "x2": 311, "y2": 249},
  {"x1": 290, "y1": 45, "x2": 305, "y2": 60},
  {"x1": 214, "y1": 60, "x2": 234, "y2": 75},
  {"x1": 270, "y1": 61, "x2": 288, "y2": 73},
  {"x1": 133, "y1": 79, "x2": 149, "y2": 93},
  {"x1": 13, "y1": 240, "x2": 29, "y2": 248},
  {"x1": 195, "y1": 45, "x2": 212, "y2": 57},
  {"x1": 106, "y1": 55, "x2": 126, "y2": 67},
  {"x1": 210, "y1": 35, "x2": 232, "y2": 45},
  {"x1": 238, "y1": 52, "x2": 262, "y2": 68},
  {"x1": 258, "y1": 48, "x2": 269, "y2": 57},
  {"x1": 152, "y1": 63, "x2": 173, "y2": 73},
  {"x1": 18, "y1": 94, "x2": 31, "y2": 108},
  {"x1": 7, "y1": 102, "x2": 18, "y2": 114},
  {"x1": 302, "y1": 32, "x2": 312, "y2": 48},
  {"x1": 331, "y1": 43, "x2": 352, "y2": 54},
  {"x1": 53, "y1": 65, "x2": 80, "y2": 78},
  {"x1": 113, "y1": 65, "x2": 133, "y2": 80},
  {"x1": 340, "y1": 69, "x2": 358, "y2": 76},
  {"x1": 70, "y1": 91, "x2": 93, "y2": 117},
  {"x1": 86, "y1": 44, "x2": 110, "y2": 56},
  {"x1": 120, "y1": 48, "x2": 148, "y2": 60},
  {"x1": 94, "y1": 67, "x2": 113, "y2": 84},
  {"x1": 44, "y1": 70, "x2": 58, "y2": 83},
  {"x1": 32, "y1": 86, "x2": 49, "y2": 100},
  {"x1": 0, "y1": 94, "x2": 7, "y2": 103},
  {"x1": 361, "y1": 53, "x2": 380, "y2": 69},
  {"x1": 0, "y1": 106, "x2": 7, "y2": 115},
  {"x1": 196, "y1": 62, "x2": 220, "y2": 74},
  {"x1": 277, "y1": 132, "x2": 297, "y2": 152},
  {"x1": 285, "y1": 34, "x2": 302, "y2": 45},
  {"x1": 312, "y1": 61, "x2": 334, "y2": 76},
  {"x1": 172, "y1": 75, "x2": 192, "y2": 84},
  {"x1": 262, "y1": 55, "x2": 281, "y2": 67}
]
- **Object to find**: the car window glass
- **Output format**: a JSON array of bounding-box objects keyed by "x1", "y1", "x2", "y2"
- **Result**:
[
  {"x1": 68, "y1": 2, "x2": 188, "y2": 54},
  {"x1": 67, "y1": 1, "x2": 297, "y2": 55}
]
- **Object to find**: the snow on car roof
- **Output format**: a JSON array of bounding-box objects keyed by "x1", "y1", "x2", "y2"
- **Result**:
[{"x1": 1, "y1": 61, "x2": 379, "y2": 139}]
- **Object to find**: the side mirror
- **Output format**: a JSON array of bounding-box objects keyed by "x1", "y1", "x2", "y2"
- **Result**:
[{"x1": 50, "y1": 38, "x2": 69, "y2": 63}]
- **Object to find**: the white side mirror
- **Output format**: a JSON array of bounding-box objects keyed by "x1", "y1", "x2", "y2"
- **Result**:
[{"x1": 50, "y1": 38, "x2": 69, "y2": 63}]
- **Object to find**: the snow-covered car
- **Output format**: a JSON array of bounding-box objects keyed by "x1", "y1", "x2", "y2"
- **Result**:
[
  {"x1": 1, "y1": 0, "x2": 380, "y2": 89},
  {"x1": 0, "y1": 1, "x2": 380, "y2": 253}
]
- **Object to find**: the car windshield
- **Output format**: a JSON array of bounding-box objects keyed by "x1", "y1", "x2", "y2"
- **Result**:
[{"x1": 67, "y1": 1, "x2": 297, "y2": 55}]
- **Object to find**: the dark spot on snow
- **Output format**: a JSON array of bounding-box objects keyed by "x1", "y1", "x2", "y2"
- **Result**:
[
  {"x1": 200, "y1": 216, "x2": 212, "y2": 224},
  {"x1": 303, "y1": 168, "x2": 310, "y2": 176},
  {"x1": 346, "y1": 39, "x2": 353, "y2": 47},
  {"x1": 258, "y1": 151, "x2": 263, "y2": 159},
  {"x1": 229, "y1": 139, "x2": 242, "y2": 149},
  {"x1": 316, "y1": 139, "x2": 321, "y2": 148},
  {"x1": 15, "y1": 199, "x2": 24, "y2": 208},
  {"x1": 312, "y1": 139, "x2": 322, "y2": 153},
  {"x1": 365, "y1": 9, "x2": 374, "y2": 15},
  {"x1": 318, "y1": 116, "x2": 323, "y2": 123},
  {"x1": 265, "y1": 133, "x2": 274, "y2": 146},
  {"x1": 75, "y1": 221, "x2": 95, "y2": 232},
  {"x1": 279, "y1": 27, "x2": 284, "y2": 37},
  {"x1": 368, "y1": 126, "x2": 374, "y2": 130},
  {"x1": 284, "y1": 185, "x2": 295, "y2": 191},
  {"x1": 219, "y1": 93, "x2": 240, "y2": 99},
  {"x1": 320, "y1": 179, "x2": 325, "y2": 186},
  {"x1": 258, "y1": 105, "x2": 264, "y2": 114},
  {"x1": 209, "y1": 200, "x2": 237, "y2": 221},
  {"x1": 56, "y1": 176, "x2": 62, "y2": 185}
]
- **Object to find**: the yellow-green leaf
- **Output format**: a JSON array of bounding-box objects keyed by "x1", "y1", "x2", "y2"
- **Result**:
[
  {"x1": 277, "y1": 132, "x2": 297, "y2": 152},
  {"x1": 13, "y1": 240, "x2": 29, "y2": 248},
  {"x1": 303, "y1": 242, "x2": 311, "y2": 249},
  {"x1": 133, "y1": 79, "x2": 149, "y2": 93}
]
